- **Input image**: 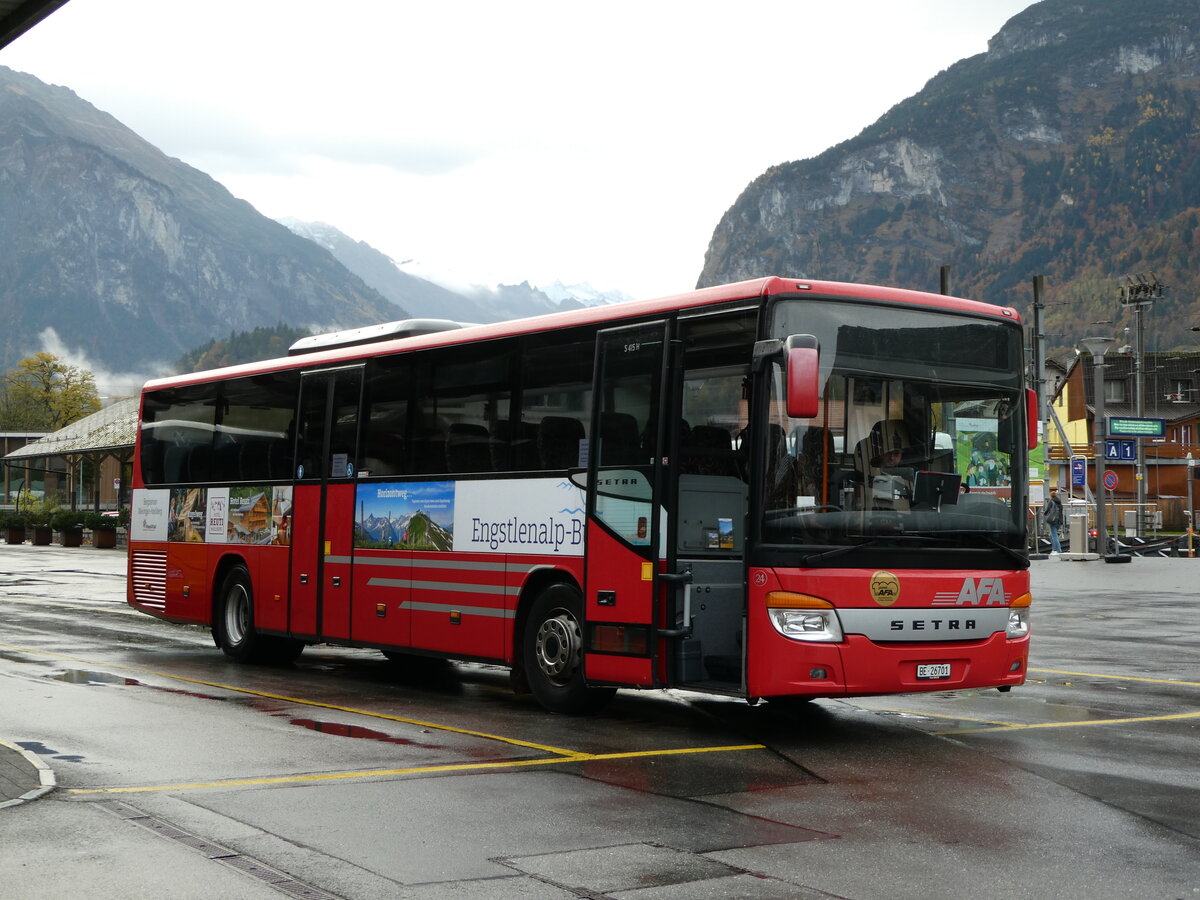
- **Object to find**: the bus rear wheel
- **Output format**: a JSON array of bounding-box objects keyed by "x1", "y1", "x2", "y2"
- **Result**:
[
  {"x1": 214, "y1": 565, "x2": 302, "y2": 664},
  {"x1": 522, "y1": 584, "x2": 614, "y2": 715}
]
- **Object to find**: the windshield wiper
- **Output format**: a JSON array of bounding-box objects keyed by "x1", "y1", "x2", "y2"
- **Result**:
[{"x1": 801, "y1": 534, "x2": 948, "y2": 566}]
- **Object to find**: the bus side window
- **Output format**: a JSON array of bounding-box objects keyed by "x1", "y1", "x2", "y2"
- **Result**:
[{"x1": 361, "y1": 358, "x2": 412, "y2": 477}]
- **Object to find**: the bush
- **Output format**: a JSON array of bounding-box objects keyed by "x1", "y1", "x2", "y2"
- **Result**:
[{"x1": 50, "y1": 508, "x2": 86, "y2": 532}]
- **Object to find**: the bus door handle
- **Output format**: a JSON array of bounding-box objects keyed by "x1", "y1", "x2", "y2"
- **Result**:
[
  {"x1": 331, "y1": 576, "x2": 342, "y2": 587},
  {"x1": 656, "y1": 569, "x2": 693, "y2": 639}
]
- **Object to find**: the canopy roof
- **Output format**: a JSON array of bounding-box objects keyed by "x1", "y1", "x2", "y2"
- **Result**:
[{"x1": 4, "y1": 397, "x2": 138, "y2": 460}]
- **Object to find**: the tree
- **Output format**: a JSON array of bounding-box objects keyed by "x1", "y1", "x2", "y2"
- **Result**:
[{"x1": 0, "y1": 353, "x2": 101, "y2": 431}]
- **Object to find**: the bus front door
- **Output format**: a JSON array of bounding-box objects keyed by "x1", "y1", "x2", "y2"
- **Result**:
[
  {"x1": 583, "y1": 321, "x2": 675, "y2": 687},
  {"x1": 289, "y1": 366, "x2": 363, "y2": 643}
]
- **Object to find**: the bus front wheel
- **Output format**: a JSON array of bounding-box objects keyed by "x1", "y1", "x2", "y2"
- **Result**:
[{"x1": 522, "y1": 584, "x2": 614, "y2": 715}]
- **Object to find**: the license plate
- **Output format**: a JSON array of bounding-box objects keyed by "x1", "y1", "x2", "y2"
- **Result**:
[{"x1": 916, "y1": 663, "x2": 952, "y2": 680}]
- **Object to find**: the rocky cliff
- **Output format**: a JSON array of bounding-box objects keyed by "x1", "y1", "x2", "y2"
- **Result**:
[
  {"x1": 0, "y1": 66, "x2": 399, "y2": 371},
  {"x1": 698, "y1": 0, "x2": 1200, "y2": 351}
]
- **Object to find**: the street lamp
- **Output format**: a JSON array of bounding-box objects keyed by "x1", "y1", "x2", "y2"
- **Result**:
[
  {"x1": 1189, "y1": 452, "x2": 1195, "y2": 558},
  {"x1": 1079, "y1": 337, "x2": 1115, "y2": 559}
]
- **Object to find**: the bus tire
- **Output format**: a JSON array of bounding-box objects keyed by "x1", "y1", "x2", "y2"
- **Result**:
[
  {"x1": 523, "y1": 583, "x2": 614, "y2": 715},
  {"x1": 214, "y1": 564, "x2": 264, "y2": 663}
]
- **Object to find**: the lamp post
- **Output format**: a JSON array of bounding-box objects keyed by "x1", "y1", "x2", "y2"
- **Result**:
[
  {"x1": 1079, "y1": 337, "x2": 1115, "y2": 558},
  {"x1": 1189, "y1": 452, "x2": 1195, "y2": 559}
]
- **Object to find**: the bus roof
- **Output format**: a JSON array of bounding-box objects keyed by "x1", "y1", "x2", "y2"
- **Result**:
[{"x1": 143, "y1": 277, "x2": 1022, "y2": 392}]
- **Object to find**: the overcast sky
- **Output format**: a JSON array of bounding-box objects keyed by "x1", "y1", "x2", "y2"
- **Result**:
[{"x1": 4, "y1": 0, "x2": 1033, "y2": 301}]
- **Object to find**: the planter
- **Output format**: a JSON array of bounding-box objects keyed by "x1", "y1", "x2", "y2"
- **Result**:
[
  {"x1": 60, "y1": 528, "x2": 84, "y2": 548},
  {"x1": 5, "y1": 525, "x2": 25, "y2": 544},
  {"x1": 93, "y1": 529, "x2": 117, "y2": 549},
  {"x1": 31, "y1": 525, "x2": 52, "y2": 546}
]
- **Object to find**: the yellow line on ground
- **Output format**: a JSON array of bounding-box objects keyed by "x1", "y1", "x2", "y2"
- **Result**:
[
  {"x1": 0, "y1": 641, "x2": 583, "y2": 757},
  {"x1": 65, "y1": 744, "x2": 767, "y2": 795},
  {"x1": 935, "y1": 710, "x2": 1200, "y2": 735},
  {"x1": 865, "y1": 707, "x2": 1016, "y2": 727},
  {"x1": 1029, "y1": 667, "x2": 1200, "y2": 688}
]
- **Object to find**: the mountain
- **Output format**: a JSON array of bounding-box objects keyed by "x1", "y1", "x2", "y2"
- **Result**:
[
  {"x1": 698, "y1": 0, "x2": 1200, "y2": 353},
  {"x1": 0, "y1": 66, "x2": 398, "y2": 372},
  {"x1": 280, "y1": 219, "x2": 634, "y2": 323}
]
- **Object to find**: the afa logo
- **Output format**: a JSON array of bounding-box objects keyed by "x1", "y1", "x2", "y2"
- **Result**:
[
  {"x1": 932, "y1": 577, "x2": 1008, "y2": 606},
  {"x1": 870, "y1": 570, "x2": 900, "y2": 606}
]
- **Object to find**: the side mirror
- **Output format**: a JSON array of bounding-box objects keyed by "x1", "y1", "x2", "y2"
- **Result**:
[{"x1": 786, "y1": 335, "x2": 820, "y2": 419}]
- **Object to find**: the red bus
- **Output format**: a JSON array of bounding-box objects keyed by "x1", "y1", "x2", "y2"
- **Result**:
[{"x1": 128, "y1": 277, "x2": 1033, "y2": 713}]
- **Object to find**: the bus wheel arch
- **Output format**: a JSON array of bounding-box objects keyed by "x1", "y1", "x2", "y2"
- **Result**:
[
  {"x1": 518, "y1": 578, "x2": 615, "y2": 715},
  {"x1": 213, "y1": 559, "x2": 258, "y2": 661},
  {"x1": 211, "y1": 556, "x2": 303, "y2": 664}
]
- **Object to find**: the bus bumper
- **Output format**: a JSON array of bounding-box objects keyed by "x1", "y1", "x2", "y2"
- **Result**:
[{"x1": 748, "y1": 631, "x2": 1028, "y2": 699}]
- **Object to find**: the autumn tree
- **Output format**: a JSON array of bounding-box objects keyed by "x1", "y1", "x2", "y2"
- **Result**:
[{"x1": 0, "y1": 353, "x2": 101, "y2": 431}]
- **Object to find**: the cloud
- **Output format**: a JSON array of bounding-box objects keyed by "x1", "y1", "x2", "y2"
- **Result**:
[{"x1": 37, "y1": 328, "x2": 166, "y2": 402}]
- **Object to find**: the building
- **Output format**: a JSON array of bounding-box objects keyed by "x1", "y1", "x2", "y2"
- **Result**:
[
  {"x1": 2, "y1": 398, "x2": 138, "y2": 511},
  {"x1": 1045, "y1": 350, "x2": 1200, "y2": 526}
]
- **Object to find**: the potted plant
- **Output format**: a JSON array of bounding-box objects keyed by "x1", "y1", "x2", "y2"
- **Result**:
[
  {"x1": 2, "y1": 511, "x2": 26, "y2": 544},
  {"x1": 52, "y1": 508, "x2": 87, "y2": 547},
  {"x1": 26, "y1": 499, "x2": 56, "y2": 546},
  {"x1": 87, "y1": 510, "x2": 123, "y2": 549}
]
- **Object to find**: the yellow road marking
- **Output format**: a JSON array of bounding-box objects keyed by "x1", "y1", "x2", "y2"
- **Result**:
[
  {"x1": 65, "y1": 744, "x2": 766, "y2": 795},
  {"x1": 1029, "y1": 667, "x2": 1200, "y2": 688},
  {"x1": 0, "y1": 641, "x2": 766, "y2": 792},
  {"x1": 0, "y1": 642, "x2": 582, "y2": 757},
  {"x1": 866, "y1": 707, "x2": 1016, "y2": 727},
  {"x1": 935, "y1": 710, "x2": 1200, "y2": 735}
]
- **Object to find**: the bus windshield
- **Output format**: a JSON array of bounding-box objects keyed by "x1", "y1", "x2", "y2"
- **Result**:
[{"x1": 760, "y1": 299, "x2": 1026, "y2": 551}]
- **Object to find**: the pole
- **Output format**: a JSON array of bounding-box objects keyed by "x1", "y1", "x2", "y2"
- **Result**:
[
  {"x1": 1080, "y1": 337, "x2": 1115, "y2": 558},
  {"x1": 1189, "y1": 453, "x2": 1195, "y2": 558},
  {"x1": 1135, "y1": 301, "x2": 1146, "y2": 538}
]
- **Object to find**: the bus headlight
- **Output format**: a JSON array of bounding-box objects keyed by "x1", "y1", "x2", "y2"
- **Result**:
[
  {"x1": 1006, "y1": 593, "x2": 1031, "y2": 639},
  {"x1": 766, "y1": 592, "x2": 843, "y2": 642}
]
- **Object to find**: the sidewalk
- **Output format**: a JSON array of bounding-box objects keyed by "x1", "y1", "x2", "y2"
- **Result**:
[{"x1": 0, "y1": 739, "x2": 55, "y2": 809}]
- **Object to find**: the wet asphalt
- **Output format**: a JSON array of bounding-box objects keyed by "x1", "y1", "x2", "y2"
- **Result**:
[{"x1": 0, "y1": 544, "x2": 1196, "y2": 899}]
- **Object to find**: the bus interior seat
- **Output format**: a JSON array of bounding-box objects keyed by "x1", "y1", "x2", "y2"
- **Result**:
[
  {"x1": 681, "y1": 425, "x2": 737, "y2": 476},
  {"x1": 161, "y1": 445, "x2": 186, "y2": 483},
  {"x1": 598, "y1": 411, "x2": 641, "y2": 466},
  {"x1": 538, "y1": 416, "x2": 585, "y2": 469},
  {"x1": 795, "y1": 426, "x2": 834, "y2": 500},
  {"x1": 493, "y1": 420, "x2": 537, "y2": 471},
  {"x1": 446, "y1": 423, "x2": 493, "y2": 473},
  {"x1": 764, "y1": 423, "x2": 797, "y2": 509},
  {"x1": 186, "y1": 446, "x2": 214, "y2": 482}
]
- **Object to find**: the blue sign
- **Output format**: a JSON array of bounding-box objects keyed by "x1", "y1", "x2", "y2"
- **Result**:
[
  {"x1": 1103, "y1": 471, "x2": 1119, "y2": 491},
  {"x1": 1071, "y1": 457, "x2": 1086, "y2": 487},
  {"x1": 1105, "y1": 439, "x2": 1136, "y2": 461}
]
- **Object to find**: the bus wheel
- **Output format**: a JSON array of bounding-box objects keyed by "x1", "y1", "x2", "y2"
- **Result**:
[
  {"x1": 215, "y1": 565, "x2": 263, "y2": 662},
  {"x1": 523, "y1": 584, "x2": 614, "y2": 715}
]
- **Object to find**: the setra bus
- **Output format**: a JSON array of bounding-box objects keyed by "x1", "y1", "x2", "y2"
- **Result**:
[{"x1": 128, "y1": 277, "x2": 1034, "y2": 713}]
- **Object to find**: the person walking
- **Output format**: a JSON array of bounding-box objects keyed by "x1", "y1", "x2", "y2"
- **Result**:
[{"x1": 1044, "y1": 486, "x2": 1064, "y2": 554}]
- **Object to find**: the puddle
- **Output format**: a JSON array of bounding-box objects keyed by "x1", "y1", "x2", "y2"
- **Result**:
[
  {"x1": 15, "y1": 740, "x2": 86, "y2": 762},
  {"x1": 285, "y1": 717, "x2": 444, "y2": 749},
  {"x1": 48, "y1": 669, "x2": 142, "y2": 686}
]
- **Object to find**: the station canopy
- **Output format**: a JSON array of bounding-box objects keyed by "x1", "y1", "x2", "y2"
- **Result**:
[{"x1": 4, "y1": 397, "x2": 139, "y2": 462}]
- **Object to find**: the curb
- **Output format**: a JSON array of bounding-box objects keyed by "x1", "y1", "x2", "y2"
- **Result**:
[{"x1": 0, "y1": 739, "x2": 56, "y2": 809}]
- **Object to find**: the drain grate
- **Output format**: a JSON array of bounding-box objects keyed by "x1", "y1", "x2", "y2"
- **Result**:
[{"x1": 92, "y1": 799, "x2": 341, "y2": 899}]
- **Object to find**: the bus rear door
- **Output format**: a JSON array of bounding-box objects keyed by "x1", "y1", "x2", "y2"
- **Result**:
[{"x1": 290, "y1": 366, "x2": 364, "y2": 642}]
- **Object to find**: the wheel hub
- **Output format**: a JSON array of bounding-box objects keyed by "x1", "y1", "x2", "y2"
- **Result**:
[{"x1": 534, "y1": 611, "x2": 580, "y2": 682}]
